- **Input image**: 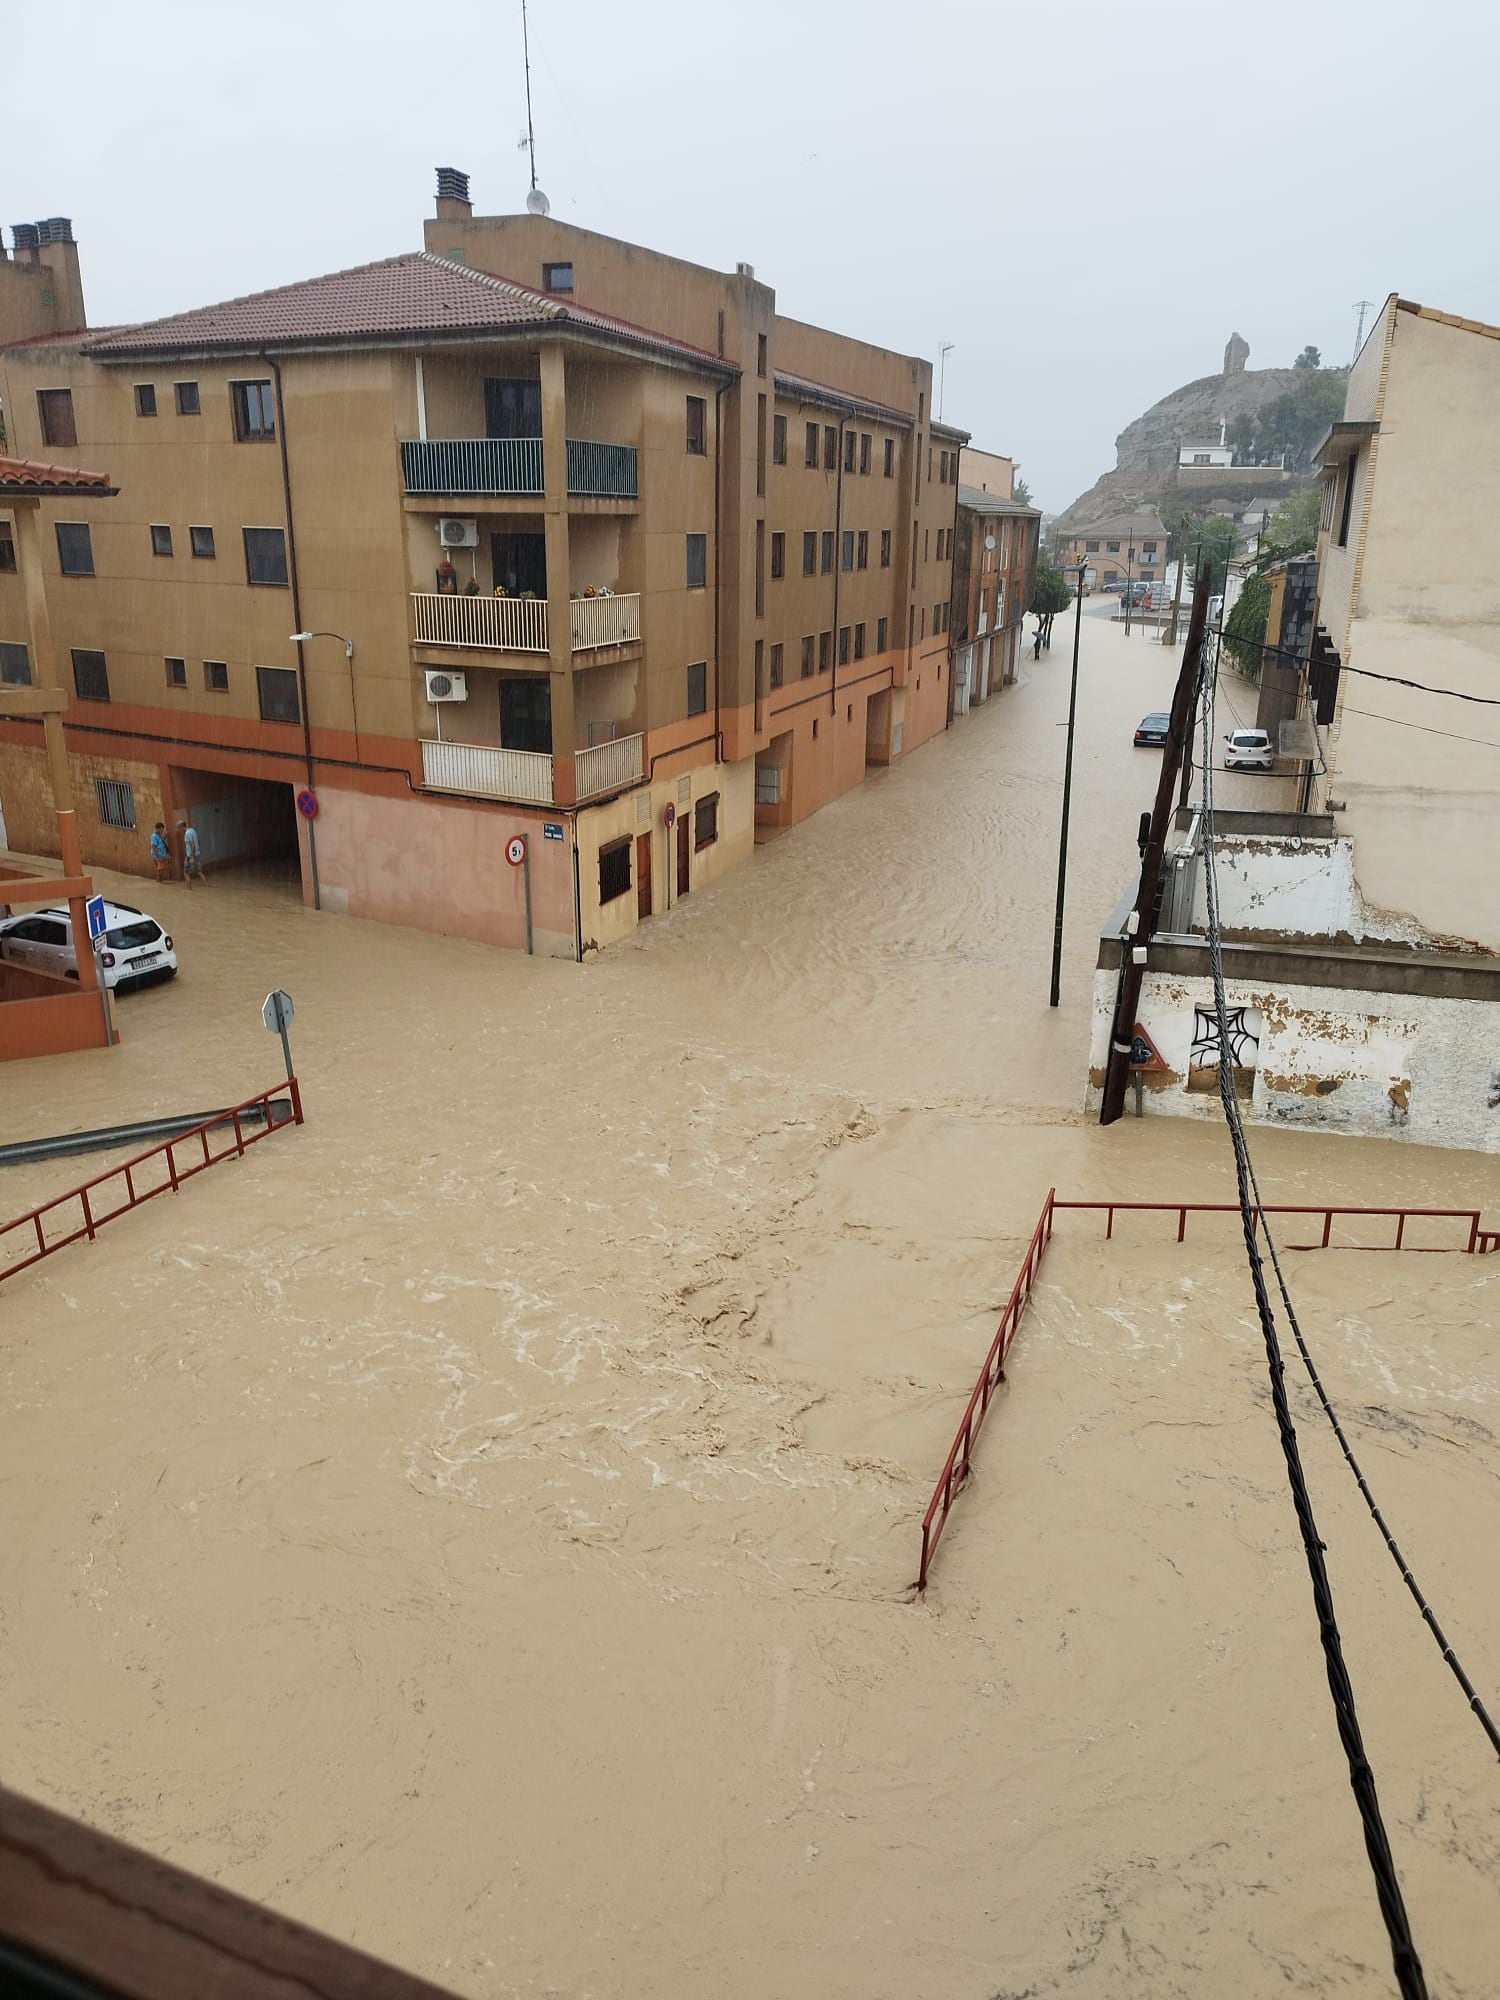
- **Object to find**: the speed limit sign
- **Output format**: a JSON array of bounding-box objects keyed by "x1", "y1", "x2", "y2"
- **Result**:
[{"x1": 505, "y1": 834, "x2": 527, "y2": 867}]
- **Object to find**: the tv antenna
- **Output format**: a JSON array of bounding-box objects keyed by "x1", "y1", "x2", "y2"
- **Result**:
[
  {"x1": 937, "y1": 341, "x2": 955, "y2": 420},
  {"x1": 1352, "y1": 299, "x2": 1375, "y2": 361},
  {"x1": 521, "y1": 0, "x2": 550, "y2": 215}
]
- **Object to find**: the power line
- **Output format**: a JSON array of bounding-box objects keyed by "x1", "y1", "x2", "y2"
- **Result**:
[
  {"x1": 1197, "y1": 659, "x2": 1429, "y2": 1998},
  {"x1": 1343, "y1": 705, "x2": 1500, "y2": 752}
]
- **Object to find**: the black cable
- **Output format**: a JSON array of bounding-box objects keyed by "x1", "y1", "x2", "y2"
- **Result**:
[
  {"x1": 1242, "y1": 632, "x2": 1500, "y2": 708},
  {"x1": 1197, "y1": 659, "x2": 1429, "y2": 1999}
]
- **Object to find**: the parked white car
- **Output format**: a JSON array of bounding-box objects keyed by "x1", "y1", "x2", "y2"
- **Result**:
[
  {"x1": 1224, "y1": 729, "x2": 1274, "y2": 772},
  {"x1": 0, "y1": 901, "x2": 178, "y2": 990}
]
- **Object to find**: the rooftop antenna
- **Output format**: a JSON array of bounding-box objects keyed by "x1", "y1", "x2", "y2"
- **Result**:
[
  {"x1": 521, "y1": 0, "x2": 550, "y2": 215},
  {"x1": 937, "y1": 341, "x2": 955, "y2": 420},
  {"x1": 1352, "y1": 298, "x2": 1375, "y2": 362}
]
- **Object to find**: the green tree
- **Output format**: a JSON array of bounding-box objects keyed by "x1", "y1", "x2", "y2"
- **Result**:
[
  {"x1": 1191, "y1": 515, "x2": 1239, "y2": 592},
  {"x1": 1223, "y1": 574, "x2": 1272, "y2": 679},
  {"x1": 1013, "y1": 476, "x2": 1034, "y2": 508},
  {"x1": 1255, "y1": 487, "x2": 1322, "y2": 566},
  {"x1": 1293, "y1": 345, "x2": 1322, "y2": 370},
  {"x1": 1254, "y1": 368, "x2": 1346, "y2": 469},
  {"x1": 1226, "y1": 412, "x2": 1256, "y2": 462},
  {"x1": 1030, "y1": 564, "x2": 1072, "y2": 617}
]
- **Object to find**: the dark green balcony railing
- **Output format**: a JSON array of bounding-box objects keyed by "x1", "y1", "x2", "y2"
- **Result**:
[
  {"x1": 565, "y1": 438, "x2": 638, "y2": 498},
  {"x1": 401, "y1": 438, "x2": 542, "y2": 495}
]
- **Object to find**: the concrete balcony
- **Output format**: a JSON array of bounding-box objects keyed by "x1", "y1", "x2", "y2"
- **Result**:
[
  {"x1": 575, "y1": 732, "x2": 644, "y2": 797},
  {"x1": 412, "y1": 592, "x2": 640, "y2": 656},
  {"x1": 420, "y1": 732, "x2": 644, "y2": 806},
  {"x1": 400, "y1": 437, "x2": 638, "y2": 499}
]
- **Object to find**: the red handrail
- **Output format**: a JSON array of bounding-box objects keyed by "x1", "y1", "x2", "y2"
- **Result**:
[
  {"x1": 0, "y1": 1079, "x2": 303, "y2": 1284},
  {"x1": 917, "y1": 1188, "x2": 1055, "y2": 1590},
  {"x1": 1050, "y1": 1198, "x2": 1492, "y2": 1254}
]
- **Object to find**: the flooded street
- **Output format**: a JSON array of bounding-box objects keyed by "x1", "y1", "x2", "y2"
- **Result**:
[{"x1": 4, "y1": 602, "x2": 1499, "y2": 1998}]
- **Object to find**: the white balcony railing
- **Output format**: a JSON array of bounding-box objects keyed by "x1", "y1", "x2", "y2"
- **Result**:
[
  {"x1": 412, "y1": 592, "x2": 548, "y2": 652},
  {"x1": 569, "y1": 593, "x2": 641, "y2": 651},
  {"x1": 576, "y1": 732, "x2": 644, "y2": 800},
  {"x1": 421, "y1": 738, "x2": 553, "y2": 804}
]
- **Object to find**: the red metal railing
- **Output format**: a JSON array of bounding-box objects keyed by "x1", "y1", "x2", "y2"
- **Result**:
[
  {"x1": 1051, "y1": 1198, "x2": 1496, "y2": 1254},
  {"x1": 917, "y1": 1188, "x2": 1055, "y2": 1590},
  {"x1": 0, "y1": 1080, "x2": 303, "y2": 1285}
]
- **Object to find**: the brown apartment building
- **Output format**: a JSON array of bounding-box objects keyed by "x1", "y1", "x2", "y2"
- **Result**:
[
  {"x1": 0, "y1": 174, "x2": 962, "y2": 957},
  {"x1": 1052, "y1": 509, "x2": 1167, "y2": 589},
  {"x1": 949, "y1": 449, "x2": 1039, "y2": 712}
]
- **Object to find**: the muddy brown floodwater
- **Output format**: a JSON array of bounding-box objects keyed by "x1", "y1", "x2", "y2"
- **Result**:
[{"x1": 3, "y1": 603, "x2": 1499, "y2": 1998}]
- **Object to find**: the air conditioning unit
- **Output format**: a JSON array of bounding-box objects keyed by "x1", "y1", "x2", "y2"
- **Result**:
[
  {"x1": 424, "y1": 669, "x2": 468, "y2": 703},
  {"x1": 438, "y1": 517, "x2": 479, "y2": 548}
]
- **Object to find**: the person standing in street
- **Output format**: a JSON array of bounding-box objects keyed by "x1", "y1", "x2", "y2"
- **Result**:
[
  {"x1": 182, "y1": 820, "x2": 207, "y2": 888},
  {"x1": 149, "y1": 822, "x2": 170, "y2": 883}
]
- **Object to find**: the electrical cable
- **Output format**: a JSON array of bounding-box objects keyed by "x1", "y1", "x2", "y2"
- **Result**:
[
  {"x1": 1197, "y1": 655, "x2": 1430, "y2": 1999},
  {"x1": 1247, "y1": 634, "x2": 1500, "y2": 709}
]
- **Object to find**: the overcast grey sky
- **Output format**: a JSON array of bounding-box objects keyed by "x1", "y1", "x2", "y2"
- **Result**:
[{"x1": 12, "y1": 0, "x2": 1498, "y2": 513}]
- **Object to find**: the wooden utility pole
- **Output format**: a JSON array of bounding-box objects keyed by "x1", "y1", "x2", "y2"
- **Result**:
[{"x1": 1098, "y1": 573, "x2": 1211, "y2": 1125}]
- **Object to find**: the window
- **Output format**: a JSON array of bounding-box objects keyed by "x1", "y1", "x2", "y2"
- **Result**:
[
  {"x1": 938, "y1": 450, "x2": 947, "y2": 482},
  {"x1": 844, "y1": 430, "x2": 856, "y2": 474},
  {"x1": 755, "y1": 519, "x2": 765, "y2": 615},
  {"x1": 757, "y1": 334, "x2": 767, "y2": 378},
  {"x1": 837, "y1": 626, "x2": 850, "y2": 666},
  {"x1": 769, "y1": 642, "x2": 784, "y2": 688},
  {"x1": 175, "y1": 381, "x2": 200, "y2": 416},
  {"x1": 686, "y1": 533, "x2": 707, "y2": 588},
  {"x1": 802, "y1": 531, "x2": 816, "y2": 576},
  {"x1": 134, "y1": 383, "x2": 157, "y2": 418},
  {"x1": 71, "y1": 648, "x2": 109, "y2": 701},
  {"x1": 94, "y1": 777, "x2": 135, "y2": 829},
  {"x1": 857, "y1": 530, "x2": 868, "y2": 570},
  {"x1": 543, "y1": 261, "x2": 574, "y2": 293},
  {"x1": 1337, "y1": 451, "x2": 1358, "y2": 547},
  {"x1": 928, "y1": 447, "x2": 933, "y2": 482},
  {"x1": 841, "y1": 530, "x2": 854, "y2": 572},
  {"x1": 854, "y1": 622, "x2": 866, "y2": 660},
  {"x1": 772, "y1": 413, "x2": 786, "y2": 465},
  {"x1": 686, "y1": 660, "x2": 707, "y2": 715},
  {"x1": 0, "y1": 642, "x2": 31, "y2": 685},
  {"x1": 805, "y1": 421, "x2": 819, "y2": 468},
  {"x1": 243, "y1": 525, "x2": 289, "y2": 587},
  {"x1": 924, "y1": 529, "x2": 930, "y2": 562},
  {"x1": 770, "y1": 531, "x2": 785, "y2": 579},
  {"x1": 801, "y1": 634, "x2": 814, "y2": 678},
  {"x1": 823, "y1": 425, "x2": 837, "y2": 470},
  {"x1": 876, "y1": 615, "x2": 888, "y2": 652},
  {"x1": 821, "y1": 531, "x2": 833, "y2": 574},
  {"x1": 256, "y1": 664, "x2": 300, "y2": 723},
  {"x1": 0, "y1": 525, "x2": 13, "y2": 571},
  {"x1": 190, "y1": 524, "x2": 215, "y2": 559},
  {"x1": 1106, "y1": 540, "x2": 1120, "y2": 554},
  {"x1": 164, "y1": 656, "x2": 187, "y2": 688},
  {"x1": 1085, "y1": 539, "x2": 1100, "y2": 553},
  {"x1": 37, "y1": 388, "x2": 76, "y2": 447},
  {"x1": 880, "y1": 528, "x2": 892, "y2": 568},
  {"x1": 204, "y1": 659, "x2": 229, "y2": 692},
  {"x1": 883, "y1": 438, "x2": 895, "y2": 478},
  {"x1": 150, "y1": 524, "x2": 173, "y2": 557},
  {"x1": 686, "y1": 396, "x2": 706, "y2": 455},
  {"x1": 55, "y1": 522, "x2": 94, "y2": 576},
  {"x1": 1142, "y1": 541, "x2": 1157, "y2": 556},
  {"x1": 598, "y1": 836, "x2": 631, "y2": 904},
  {"x1": 860, "y1": 433, "x2": 871, "y2": 475},
  {"x1": 230, "y1": 379, "x2": 275, "y2": 441},
  {"x1": 694, "y1": 791, "x2": 719, "y2": 850},
  {"x1": 819, "y1": 630, "x2": 831, "y2": 672}
]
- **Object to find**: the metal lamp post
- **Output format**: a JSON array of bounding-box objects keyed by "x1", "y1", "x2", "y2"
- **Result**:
[
  {"x1": 1048, "y1": 561, "x2": 1088, "y2": 1008},
  {"x1": 289, "y1": 630, "x2": 358, "y2": 758}
]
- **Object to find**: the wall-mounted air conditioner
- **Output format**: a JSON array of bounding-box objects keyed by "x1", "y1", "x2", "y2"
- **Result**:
[
  {"x1": 438, "y1": 518, "x2": 479, "y2": 548},
  {"x1": 424, "y1": 669, "x2": 468, "y2": 702}
]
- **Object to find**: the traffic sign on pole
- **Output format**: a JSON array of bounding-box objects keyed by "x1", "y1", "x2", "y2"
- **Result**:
[
  {"x1": 505, "y1": 835, "x2": 527, "y2": 867},
  {"x1": 85, "y1": 895, "x2": 108, "y2": 942},
  {"x1": 262, "y1": 989, "x2": 295, "y2": 1082}
]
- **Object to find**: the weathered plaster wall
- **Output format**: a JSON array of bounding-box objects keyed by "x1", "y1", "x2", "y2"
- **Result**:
[{"x1": 1187, "y1": 835, "x2": 1424, "y2": 945}]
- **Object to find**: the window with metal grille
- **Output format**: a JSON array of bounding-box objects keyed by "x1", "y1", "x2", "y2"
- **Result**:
[
  {"x1": 820, "y1": 531, "x2": 833, "y2": 574},
  {"x1": 694, "y1": 791, "x2": 719, "y2": 850},
  {"x1": 598, "y1": 836, "x2": 631, "y2": 904},
  {"x1": 135, "y1": 384, "x2": 157, "y2": 417},
  {"x1": 150, "y1": 524, "x2": 173, "y2": 557},
  {"x1": 844, "y1": 431, "x2": 856, "y2": 474},
  {"x1": 800, "y1": 635, "x2": 814, "y2": 678},
  {"x1": 1, "y1": 641, "x2": 31, "y2": 684},
  {"x1": 164, "y1": 656, "x2": 187, "y2": 687},
  {"x1": 175, "y1": 380, "x2": 200, "y2": 415},
  {"x1": 37, "y1": 388, "x2": 76, "y2": 447},
  {"x1": 880, "y1": 528, "x2": 891, "y2": 568},
  {"x1": 686, "y1": 533, "x2": 707, "y2": 588},
  {"x1": 204, "y1": 660, "x2": 229, "y2": 692},
  {"x1": 841, "y1": 530, "x2": 853, "y2": 572},
  {"x1": 231, "y1": 379, "x2": 276, "y2": 441},
  {"x1": 190, "y1": 524, "x2": 215, "y2": 558},
  {"x1": 94, "y1": 777, "x2": 135, "y2": 829},
  {"x1": 686, "y1": 661, "x2": 707, "y2": 716},
  {"x1": 823, "y1": 425, "x2": 836, "y2": 470},
  {"x1": 256, "y1": 664, "x2": 300, "y2": 723},
  {"x1": 71, "y1": 648, "x2": 109, "y2": 701},
  {"x1": 860, "y1": 433, "x2": 871, "y2": 475},
  {"x1": 883, "y1": 437, "x2": 894, "y2": 478},
  {"x1": 770, "y1": 532, "x2": 784, "y2": 580},
  {"x1": 772, "y1": 414, "x2": 786, "y2": 465},
  {"x1": 805, "y1": 421, "x2": 818, "y2": 468},
  {"x1": 854, "y1": 622, "x2": 866, "y2": 660},
  {"x1": 55, "y1": 522, "x2": 94, "y2": 575},
  {"x1": 769, "y1": 642, "x2": 783, "y2": 688},
  {"x1": 837, "y1": 626, "x2": 850, "y2": 666},
  {"x1": 243, "y1": 526, "x2": 288, "y2": 586},
  {"x1": 802, "y1": 531, "x2": 816, "y2": 576},
  {"x1": 857, "y1": 530, "x2": 868, "y2": 570},
  {"x1": 876, "y1": 616, "x2": 888, "y2": 652},
  {"x1": 819, "y1": 630, "x2": 831, "y2": 672}
]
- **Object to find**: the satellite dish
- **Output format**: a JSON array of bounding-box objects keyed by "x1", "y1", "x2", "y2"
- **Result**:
[
  {"x1": 984, "y1": 535, "x2": 997, "y2": 551},
  {"x1": 526, "y1": 187, "x2": 551, "y2": 216}
]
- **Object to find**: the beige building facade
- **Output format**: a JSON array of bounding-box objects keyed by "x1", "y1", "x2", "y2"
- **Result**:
[{"x1": 0, "y1": 177, "x2": 961, "y2": 957}]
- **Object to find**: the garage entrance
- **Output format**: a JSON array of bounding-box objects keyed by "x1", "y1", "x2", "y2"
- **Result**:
[{"x1": 169, "y1": 768, "x2": 302, "y2": 889}]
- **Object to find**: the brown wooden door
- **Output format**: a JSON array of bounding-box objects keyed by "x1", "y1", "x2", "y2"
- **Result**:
[
  {"x1": 676, "y1": 816, "x2": 690, "y2": 897},
  {"x1": 636, "y1": 831, "x2": 652, "y2": 919}
]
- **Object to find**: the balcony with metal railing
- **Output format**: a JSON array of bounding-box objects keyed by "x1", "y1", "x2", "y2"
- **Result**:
[
  {"x1": 412, "y1": 591, "x2": 640, "y2": 656},
  {"x1": 400, "y1": 438, "x2": 638, "y2": 499},
  {"x1": 419, "y1": 732, "x2": 644, "y2": 805}
]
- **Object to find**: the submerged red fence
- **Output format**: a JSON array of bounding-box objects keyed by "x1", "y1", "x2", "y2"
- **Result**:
[
  {"x1": 0, "y1": 1080, "x2": 303, "y2": 1285},
  {"x1": 917, "y1": 1190, "x2": 1499, "y2": 1589}
]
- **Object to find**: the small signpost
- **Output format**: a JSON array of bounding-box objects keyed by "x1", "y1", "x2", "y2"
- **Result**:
[
  {"x1": 85, "y1": 894, "x2": 107, "y2": 942},
  {"x1": 506, "y1": 834, "x2": 533, "y2": 956},
  {"x1": 262, "y1": 988, "x2": 295, "y2": 1082}
]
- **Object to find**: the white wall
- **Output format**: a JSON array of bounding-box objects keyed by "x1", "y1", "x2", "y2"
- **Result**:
[{"x1": 1188, "y1": 835, "x2": 1426, "y2": 944}]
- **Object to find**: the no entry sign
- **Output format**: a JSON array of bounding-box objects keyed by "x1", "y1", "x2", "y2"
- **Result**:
[{"x1": 663, "y1": 801, "x2": 676, "y2": 830}]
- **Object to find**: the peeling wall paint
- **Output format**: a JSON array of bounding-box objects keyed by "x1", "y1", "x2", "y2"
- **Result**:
[{"x1": 1187, "y1": 835, "x2": 1430, "y2": 946}]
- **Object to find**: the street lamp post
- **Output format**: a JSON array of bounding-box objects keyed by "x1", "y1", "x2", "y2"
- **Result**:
[
  {"x1": 1121, "y1": 537, "x2": 1137, "y2": 638},
  {"x1": 1049, "y1": 562, "x2": 1087, "y2": 1008},
  {"x1": 289, "y1": 630, "x2": 358, "y2": 759}
]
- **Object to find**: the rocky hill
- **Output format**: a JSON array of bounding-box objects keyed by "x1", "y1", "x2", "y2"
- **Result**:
[{"x1": 1056, "y1": 334, "x2": 1318, "y2": 530}]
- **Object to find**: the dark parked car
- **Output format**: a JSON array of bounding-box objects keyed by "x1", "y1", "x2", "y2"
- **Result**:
[{"x1": 1134, "y1": 712, "x2": 1171, "y2": 747}]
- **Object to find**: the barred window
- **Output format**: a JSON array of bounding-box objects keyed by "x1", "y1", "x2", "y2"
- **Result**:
[
  {"x1": 599, "y1": 837, "x2": 631, "y2": 904},
  {"x1": 94, "y1": 777, "x2": 136, "y2": 829}
]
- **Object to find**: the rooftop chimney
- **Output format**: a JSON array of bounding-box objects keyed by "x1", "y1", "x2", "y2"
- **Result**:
[
  {"x1": 36, "y1": 217, "x2": 75, "y2": 245},
  {"x1": 12, "y1": 222, "x2": 39, "y2": 262},
  {"x1": 435, "y1": 167, "x2": 473, "y2": 220}
]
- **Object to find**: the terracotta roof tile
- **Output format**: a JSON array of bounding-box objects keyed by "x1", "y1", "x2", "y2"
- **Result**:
[
  {"x1": 0, "y1": 455, "x2": 117, "y2": 495},
  {"x1": 83, "y1": 252, "x2": 734, "y2": 373}
]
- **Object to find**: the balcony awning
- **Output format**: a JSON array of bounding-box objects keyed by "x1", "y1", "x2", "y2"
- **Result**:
[{"x1": 1312, "y1": 419, "x2": 1379, "y2": 469}]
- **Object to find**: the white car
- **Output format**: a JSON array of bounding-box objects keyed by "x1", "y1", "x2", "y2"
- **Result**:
[
  {"x1": 1224, "y1": 729, "x2": 1274, "y2": 772},
  {"x1": 0, "y1": 900, "x2": 178, "y2": 990}
]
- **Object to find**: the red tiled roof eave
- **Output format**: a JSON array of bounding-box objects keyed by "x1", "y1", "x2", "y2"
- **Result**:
[{"x1": 0, "y1": 455, "x2": 117, "y2": 496}]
